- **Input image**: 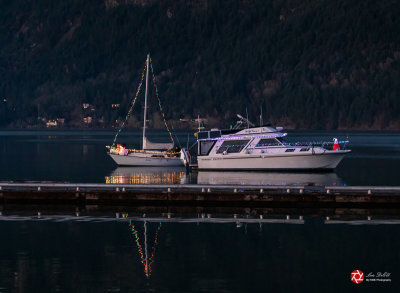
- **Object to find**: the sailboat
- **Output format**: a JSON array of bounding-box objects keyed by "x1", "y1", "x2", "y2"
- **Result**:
[{"x1": 107, "y1": 54, "x2": 183, "y2": 166}]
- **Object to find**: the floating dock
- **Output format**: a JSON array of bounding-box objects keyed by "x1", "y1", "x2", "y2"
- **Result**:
[{"x1": 1, "y1": 183, "x2": 400, "y2": 207}]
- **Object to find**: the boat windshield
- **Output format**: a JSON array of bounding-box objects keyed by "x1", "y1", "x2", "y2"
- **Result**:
[
  {"x1": 256, "y1": 138, "x2": 280, "y2": 147},
  {"x1": 216, "y1": 139, "x2": 250, "y2": 154},
  {"x1": 199, "y1": 140, "x2": 216, "y2": 156},
  {"x1": 276, "y1": 137, "x2": 286, "y2": 144}
]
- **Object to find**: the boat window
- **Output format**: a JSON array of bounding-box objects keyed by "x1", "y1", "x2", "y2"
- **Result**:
[
  {"x1": 216, "y1": 140, "x2": 250, "y2": 154},
  {"x1": 256, "y1": 138, "x2": 279, "y2": 147},
  {"x1": 199, "y1": 140, "x2": 216, "y2": 156},
  {"x1": 300, "y1": 148, "x2": 310, "y2": 152},
  {"x1": 197, "y1": 132, "x2": 209, "y2": 139},
  {"x1": 209, "y1": 130, "x2": 221, "y2": 138},
  {"x1": 285, "y1": 148, "x2": 295, "y2": 152}
]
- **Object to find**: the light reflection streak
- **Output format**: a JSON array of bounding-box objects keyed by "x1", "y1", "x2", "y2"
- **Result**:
[{"x1": 105, "y1": 167, "x2": 187, "y2": 184}]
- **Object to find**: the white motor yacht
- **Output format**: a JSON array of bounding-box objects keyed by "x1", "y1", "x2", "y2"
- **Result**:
[{"x1": 182, "y1": 118, "x2": 350, "y2": 170}]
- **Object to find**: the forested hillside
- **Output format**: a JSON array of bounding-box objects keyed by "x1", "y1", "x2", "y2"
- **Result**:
[{"x1": 0, "y1": 0, "x2": 399, "y2": 129}]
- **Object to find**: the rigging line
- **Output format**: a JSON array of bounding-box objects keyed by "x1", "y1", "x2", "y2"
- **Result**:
[
  {"x1": 112, "y1": 61, "x2": 147, "y2": 147},
  {"x1": 149, "y1": 57, "x2": 175, "y2": 145},
  {"x1": 173, "y1": 133, "x2": 182, "y2": 148}
]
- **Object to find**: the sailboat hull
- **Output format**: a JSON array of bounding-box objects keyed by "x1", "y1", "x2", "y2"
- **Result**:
[{"x1": 108, "y1": 153, "x2": 183, "y2": 167}]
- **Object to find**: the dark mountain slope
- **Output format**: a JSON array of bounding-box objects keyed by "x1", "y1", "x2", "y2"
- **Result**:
[{"x1": 0, "y1": 0, "x2": 399, "y2": 129}]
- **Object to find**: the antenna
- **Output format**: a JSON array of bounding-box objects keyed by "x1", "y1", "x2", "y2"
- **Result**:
[
  {"x1": 246, "y1": 108, "x2": 249, "y2": 129},
  {"x1": 197, "y1": 114, "x2": 201, "y2": 132},
  {"x1": 260, "y1": 107, "x2": 263, "y2": 126},
  {"x1": 234, "y1": 114, "x2": 254, "y2": 129}
]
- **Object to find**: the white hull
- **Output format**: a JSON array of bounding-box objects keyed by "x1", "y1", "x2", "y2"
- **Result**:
[
  {"x1": 109, "y1": 153, "x2": 183, "y2": 167},
  {"x1": 197, "y1": 150, "x2": 349, "y2": 170}
]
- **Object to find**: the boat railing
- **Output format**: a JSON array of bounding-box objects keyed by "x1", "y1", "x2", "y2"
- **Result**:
[
  {"x1": 252, "y1": 140, "x2": 350, "y2": 150},
  {"x1": 106, "y1": 145, "x2": 180, "y2": 155},
  {"x1": 287, "y1": 139, "x2": 349, "y2": 149}
]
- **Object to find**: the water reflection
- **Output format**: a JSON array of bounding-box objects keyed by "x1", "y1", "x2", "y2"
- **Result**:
[
  {"x1": 0, "y1": 210, "x2": 399, "y2": 291},
  {"x1": 197, "y1": 171, "x2": 344, "y2": 186},
  {"x1": 106, "y1": 167, "x2": 344, "y2": 186},
  {"x1": 105, "y1": 167, "x2": 188, "y2": 184},
  {"x1": 129, "y1": 220, "x2": 162, "y2": 279}
]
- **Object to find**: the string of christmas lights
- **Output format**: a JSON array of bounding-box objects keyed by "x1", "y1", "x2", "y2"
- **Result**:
[
  {"x1": 147, "y1": 222, "x2": 162, "y2": 274},
  {"x1": 112, "y1": 61, "x2": 147, "y2": 147},
  {"x1": 149, "y1": 57, "x2": 175, "y2": 145}
]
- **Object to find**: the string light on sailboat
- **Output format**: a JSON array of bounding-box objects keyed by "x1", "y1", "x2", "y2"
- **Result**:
[
  {"x1": 149, "y1": 57, "x2": 175, "y2": 145},
  {"x1": 112, "y1": 61, "x2": 147, "y2": 147}
]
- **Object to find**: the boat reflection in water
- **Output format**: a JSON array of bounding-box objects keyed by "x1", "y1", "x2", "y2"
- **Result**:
[
  {"x1": 105, "y1": 167, "x2": 188, "y2": 184},
  {"x1": 129, "y1": 220, "x2": 162, "y2": 279},
  {"x1": 197, "y1": 171, "x2": 344, "y2": 186},
  {"x1": 126, "y1": 211, "x2": 398, "y2": 279},
  {"x1": 106, "y1": 167, "x2": 344, "y2": 186}
]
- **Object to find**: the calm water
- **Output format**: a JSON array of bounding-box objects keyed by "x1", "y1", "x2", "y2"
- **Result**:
[
  {"x1": 0, "y1": 211, "x2": 399, "y2": 292},
  {"x1": 0, "y1": 130, "x2": 399, "y2": 186},
  {"x1": 1, "y1": 130, "x2": 400, "y2": 292}
]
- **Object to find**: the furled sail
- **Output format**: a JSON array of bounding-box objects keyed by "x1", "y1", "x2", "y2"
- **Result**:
[{"x1": 143, "y1": 136, "x2": 173, "y2": 150}]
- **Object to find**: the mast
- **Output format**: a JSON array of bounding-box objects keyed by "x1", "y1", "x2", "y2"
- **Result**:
[
  {"x1": 142, "y1": 54, "x2": 150, "y2": 150},
  {"x1": 246, "y1": 108, "x2": 249, "y2": 129}
]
